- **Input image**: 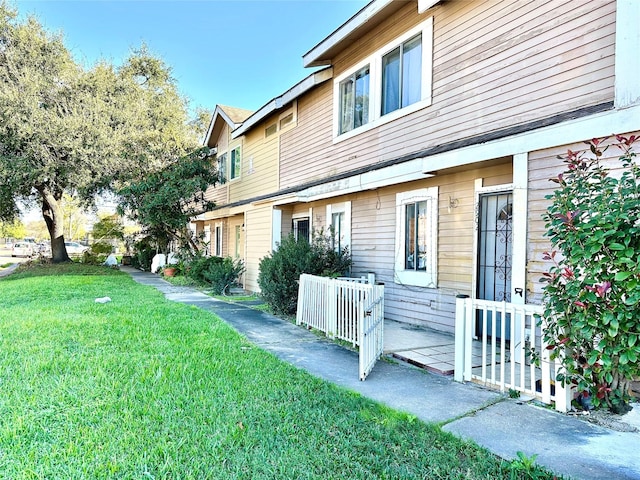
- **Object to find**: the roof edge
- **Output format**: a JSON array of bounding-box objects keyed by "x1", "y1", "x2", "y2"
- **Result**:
[
  {"x1": 231, "y1": 67, "x2": 333, "y2": 138},
  {"x1": 302, "y1": 0, "x2": 393, "y2": 68}
]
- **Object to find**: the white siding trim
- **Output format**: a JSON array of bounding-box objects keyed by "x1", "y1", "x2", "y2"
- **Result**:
[
  {"x1": 422, "y1": 104, "x2": 640, "y2": 173},
  {"x1": 295, "y1": 158, "x2": 433, "y2": 203},
  {"x1": 615, "y1": 0, "x2": 640, "y2": 108}
]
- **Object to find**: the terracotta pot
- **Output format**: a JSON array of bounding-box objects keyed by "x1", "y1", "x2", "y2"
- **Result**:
[{"x1": 163, "y1": 267, "x2": 177, "y2": 277}]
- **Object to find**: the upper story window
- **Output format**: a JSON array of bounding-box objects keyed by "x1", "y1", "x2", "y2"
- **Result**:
[
  {"x1": 333, "y1": 17, "x2": 433, "y2": 141},
  {"x1": 230, "y1": 146, "x2": 241, "y2": 180},
  {"x1": 264, "y1": 105, "x2": 297, "y2": 139},
  {"x1": 382, "y1": 33, "x2": 422, "y2": 116},
  {"x1": 279, "y1": 112, "x2": 294, "y2": 129},
  {"x1": 265, "y1": 123, "x2": 277, "y2": 137},
  {"x1": 339, "y1": 66, "x2": 370, "y2": 134},
  {"x1": 217, "y1": 153, "x2": 227, "y2": 184}
]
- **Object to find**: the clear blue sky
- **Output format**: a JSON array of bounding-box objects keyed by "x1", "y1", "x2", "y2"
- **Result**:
[{"x1": 16, "y1": 0, "x2": 369, "y2": 114}]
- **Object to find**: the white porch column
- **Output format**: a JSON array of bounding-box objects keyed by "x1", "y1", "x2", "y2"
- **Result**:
[
  {"x1": 272, "y1": 207, "x2": 282, "y2": 251},
  {"x1": 512, "y1": 153, "x2": 529, "y2": 361},
  {"x1": 615, "y1": 0, "x2": 640, "y2": 109},
  {"x1": 511, "y1": 153, "x2": 528, "y2": 306}
]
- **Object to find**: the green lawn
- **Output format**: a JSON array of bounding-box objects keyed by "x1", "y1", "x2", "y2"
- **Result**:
[{"x1": 0, "y1": 264, "x2": 554, "y2": 479}]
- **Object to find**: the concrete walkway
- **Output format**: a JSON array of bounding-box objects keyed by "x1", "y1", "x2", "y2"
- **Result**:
[
  {"x1": 0, "y1": 263, "x2": 19, "y2": 278},
  {"x1": 123, "y1": 267, "x2": 639, "y2": 480}
]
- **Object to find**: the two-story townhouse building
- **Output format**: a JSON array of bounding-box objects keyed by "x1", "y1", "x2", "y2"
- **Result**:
[
  {"x1": 198, "y1": 0, "x2": 640, "y2": 375},
  {"x1": 194, "y1": 105, "x2": 253, "y2": 265}
]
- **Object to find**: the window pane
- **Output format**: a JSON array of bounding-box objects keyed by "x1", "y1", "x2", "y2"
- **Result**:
[
  {"x1": 235, "y1": 225, "x2": 240, "y2": 258},
  {"x1": 294, "y1": 218, "x2": 310, "y2": 243},
  {"x1": 217, "y1": 153, "x2": 227, "y2": 184},
  {"x1": 332, "y1": 212, "x2": 344, "y2": 251},
  {"x1": 340, "y1": 66, "x2": 369, "y2": 134},
  {"x1": 354, "y1": 67, "x2": 370, "y2": 129},
  {"x1": 382, "y1": 47, "x2": 400, "y2": 115},
  {"x1": 215, "y1": 226, "x2": 223, "y2": 256},
  {"x1": 402, "y1": 34, "x2": 422, "y2": 108},
  {"x1": 416, "y1": 200, "x2": 427, "y2": 271},
  {"x1": 339, "y1": 77, "x2": 354, "y2": 134},
  {"x1": 231, "y1": 148, "x2": 241, "y2": 179},
  {"x1": 405, "y1": 203, "x2": 416, "y2": 269}
]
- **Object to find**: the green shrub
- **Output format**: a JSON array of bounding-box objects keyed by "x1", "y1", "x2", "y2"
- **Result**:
[
  {"x1": 203, "y1": 257, "x2": 246, "y2": 295},
  {"x1": 131, "y1": 239, "x2": 154, "y2": 271},
  {"x1": 540, "y1": 135, "x2": 640, "y2": 412},
  {"x1": 79, "y1": 251, "x2": 108, "y2": 265},
  {"x1": 258, "y1": 231, "x2": 351, "y2": 316},
  {"x1": 186, "y1": 255, "x2": 223, "y2": 284},
  {"x1": 90, "y1": 242, "x2": 113, "y2": 255}
]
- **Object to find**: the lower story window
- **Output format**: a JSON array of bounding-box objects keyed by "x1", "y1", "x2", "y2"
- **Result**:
[
  {"x1": 293, "y1": 217, "x2": 310, "y2": 243},
  {"x1": 214, "y1": 224, "x2": 223, "y2": 257},
  {"x1": 395, "y1": 187, "x2": 438, "y2": 287},
  {"x1": 331, "y1": 211, "x2": 345, "y2": 252},
  {"x1": 405, "y1": 201, "x2": 428, "y2": 270}
]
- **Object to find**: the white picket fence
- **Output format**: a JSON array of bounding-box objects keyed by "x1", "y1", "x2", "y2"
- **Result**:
[
  {"x1": 296, "y1": 274, "x2": 384, "y2": 380},
  {"x1": 454, "y1": 297, "x2": 571, "y2": 412}
]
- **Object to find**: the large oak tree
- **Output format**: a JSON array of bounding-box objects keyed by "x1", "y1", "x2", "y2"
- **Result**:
[{"x1": 0, "y1": 3, "x2": 199, "y2": 262}]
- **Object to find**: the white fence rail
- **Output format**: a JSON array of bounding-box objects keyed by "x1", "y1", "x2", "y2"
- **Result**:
[
  {"x1": 297, "y1": 274, "x2": 384, "y2": 380},
  {"x1": 454, "y1": 297, "x2": 571, "y2": 412}
]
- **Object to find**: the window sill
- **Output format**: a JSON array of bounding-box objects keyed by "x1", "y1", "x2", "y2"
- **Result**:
[{"x1": 333, "y1": 97, "x2": 432, "y2": 145}]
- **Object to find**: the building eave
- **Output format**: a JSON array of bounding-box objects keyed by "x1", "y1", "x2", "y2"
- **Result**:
[
  {"x1": 203, "y1": 105, "x2": 253, "y2": 147},
  {"x1": 231, "y1": 67, "x2": 333, "y2": 139},
  {"x1": 302, "y1": 0, "x2": 440, "y2": 68}
]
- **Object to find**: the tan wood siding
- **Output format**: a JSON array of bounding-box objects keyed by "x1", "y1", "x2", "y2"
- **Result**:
[
  {"x1": 229, "y1": 127, "x2": 280, "y2": 203},
  {"x1": 527, "y1": 131, "x2": 640, "y2": 305},
  {"x1": 305, "y1": 161, "x2": 511, "y2": 332},
  {"x1": 203, "y1": 183, "x2": 228, "y2": 205},
  {"x1": 244, "y1": 205, "x2": 274, "y2": 292},
  {"x1": 279, "y1": 0, "x2": 615, "y2": 191}
]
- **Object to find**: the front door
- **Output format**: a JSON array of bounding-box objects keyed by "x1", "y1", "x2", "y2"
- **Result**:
[{"x1": 476, "y1": 191, "x2": 513, "y2": 339}]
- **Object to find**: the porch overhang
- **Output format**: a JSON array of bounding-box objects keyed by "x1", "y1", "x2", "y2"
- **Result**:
[{"x1": 280, "y1": 157, "x2": 433, "y2": 204}]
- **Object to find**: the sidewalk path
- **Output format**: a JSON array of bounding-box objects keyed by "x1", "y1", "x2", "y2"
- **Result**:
[
  {"x1": 123, "y1": 267, "x2": 640, "y2": 480},
  {"x1": 0, "y1": 263, "x2": 19, "y2": 278}
]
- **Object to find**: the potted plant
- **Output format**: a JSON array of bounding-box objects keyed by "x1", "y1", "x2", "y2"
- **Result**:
[{"x1": 162, "y1": 266, "x2": 177, "y2": 277}]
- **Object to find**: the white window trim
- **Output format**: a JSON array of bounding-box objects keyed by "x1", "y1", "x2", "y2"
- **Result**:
[
  {"x1": 394, "y1": 187, "x2": 438, "y2": 287},
  {"x1": 326, "y1": 201, "x2": 351, "y2": 251},
  {"x1": 333, "y1": 16, "x2": 433, "y2": 143}
]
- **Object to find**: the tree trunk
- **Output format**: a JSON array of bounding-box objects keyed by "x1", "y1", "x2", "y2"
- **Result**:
[{"x1": 39, "y1": 186, "x2": 70, "y2": 263}]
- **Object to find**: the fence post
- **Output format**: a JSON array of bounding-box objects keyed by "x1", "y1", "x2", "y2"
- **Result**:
[
  {"x1": 296, "y1": 274, "x2": 306, "y2": 326},
  {"x1": 454, "y1": 294, "x2": 469, "y2": 382},
  {"x1": 327, "y1": 277, "x2": 337, "y2": 339},
  {"x1": 553, "y1": 348, "x2": 572, "y2": 413}
]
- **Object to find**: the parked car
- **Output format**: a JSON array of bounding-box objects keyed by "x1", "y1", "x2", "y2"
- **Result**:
[
  {"x1": 38, "y1": 241, "x2": 52, "y2": 256},
  {"x1": 12, "y1": 242, "x2": 35, "y2": 257},
  {"x1": 65, "y1": 241, "x2": 89, "y2": 255}
]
